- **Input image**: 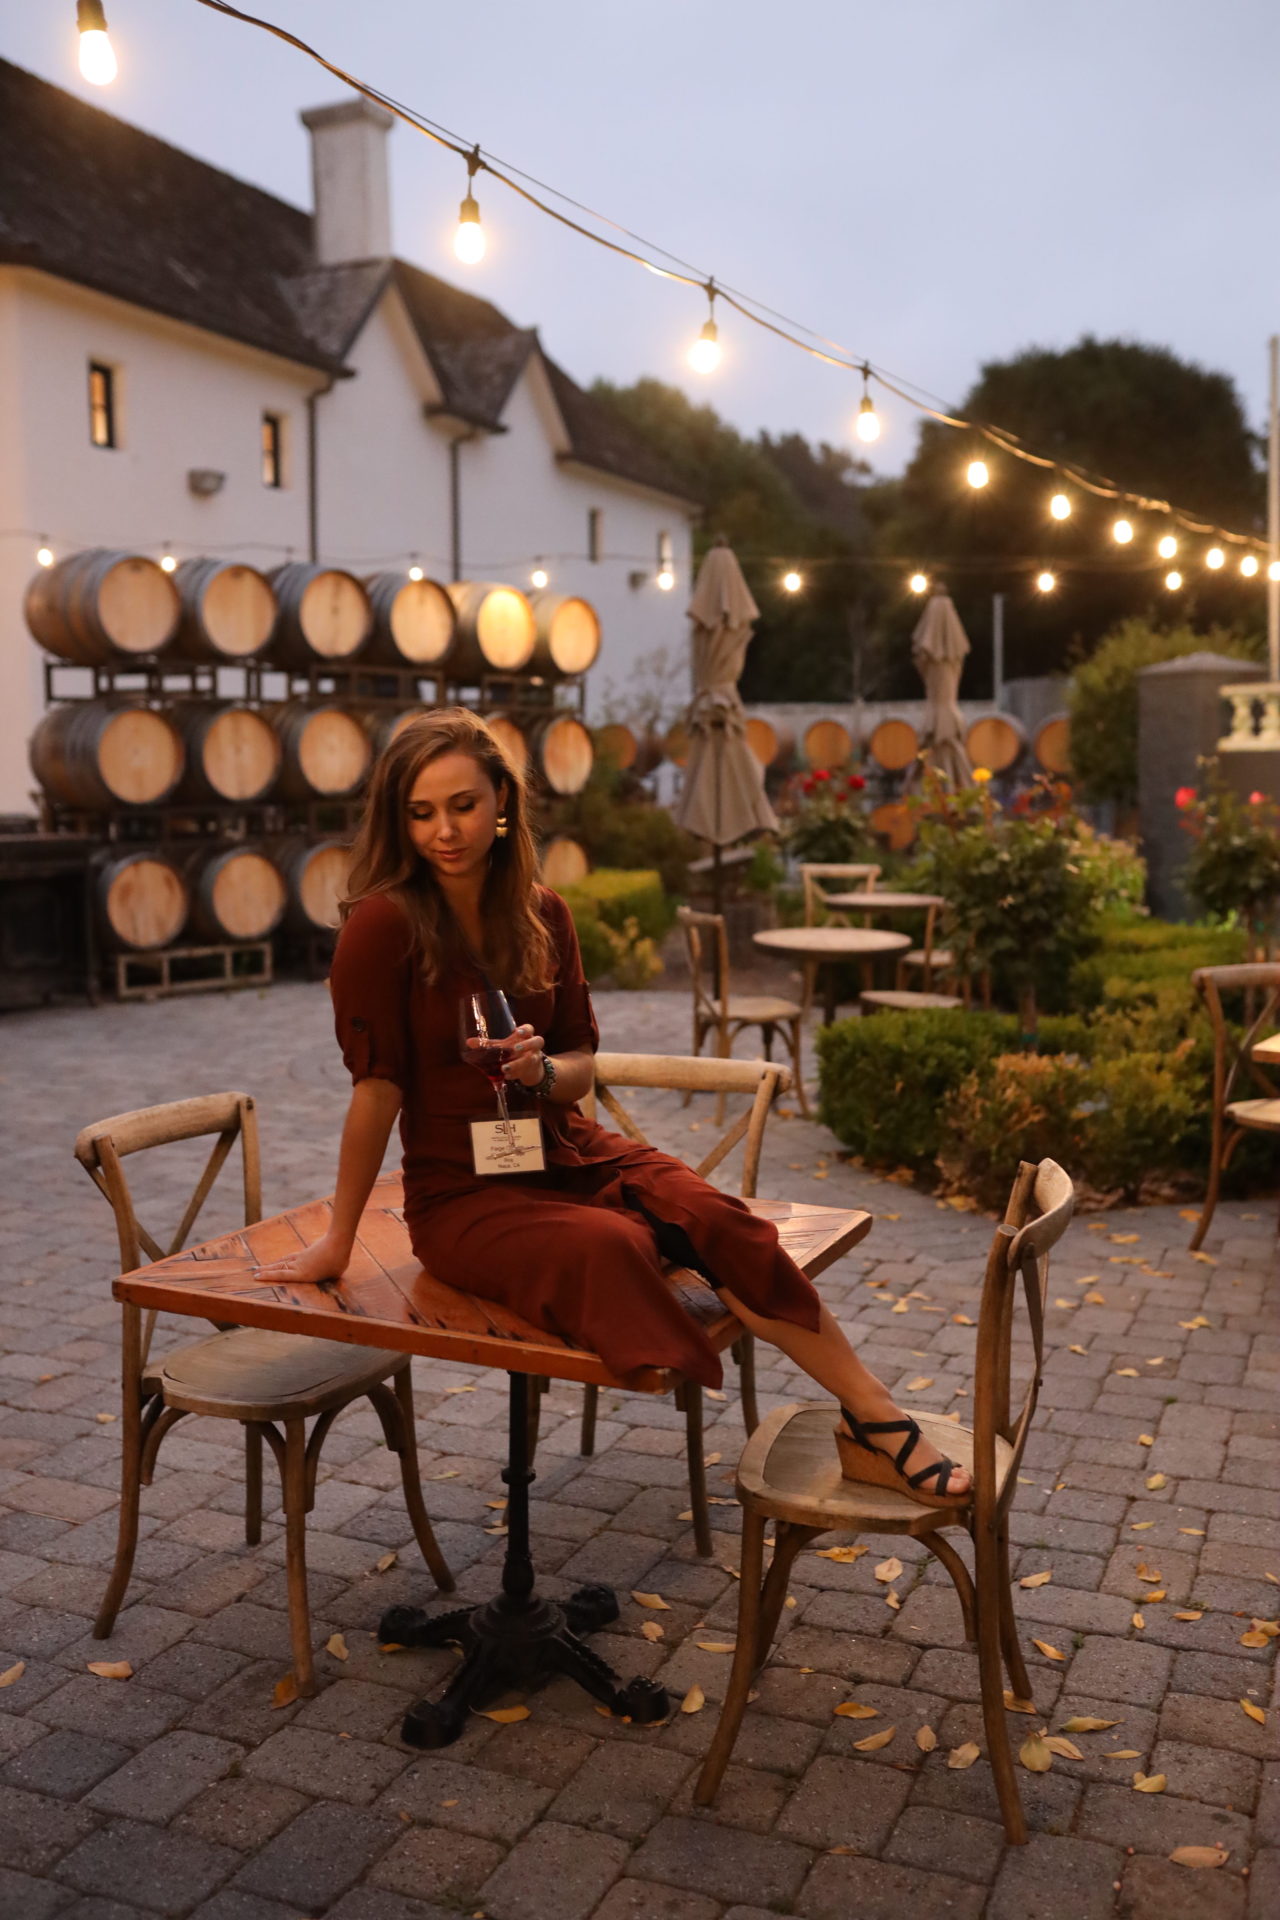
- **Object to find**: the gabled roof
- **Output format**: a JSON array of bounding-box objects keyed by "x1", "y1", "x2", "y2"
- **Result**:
[{"x1": 0, "y1": 58, "x2": 697, "y2": 506}]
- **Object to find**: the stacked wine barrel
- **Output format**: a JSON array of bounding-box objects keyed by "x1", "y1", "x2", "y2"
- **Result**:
[{"x1": 24, "y1": 548, "x2": 603, "y2": 976}]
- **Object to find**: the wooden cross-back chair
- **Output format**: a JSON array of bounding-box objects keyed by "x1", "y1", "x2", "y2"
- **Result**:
[
  {"x1": 546, "y1": 1052, "x2": 790, "y2": 1557},
  {"x1": 1188, "y1": 963, "x2": 1280, "y2": 1250},
  {"x1": 799, "y1": 862, "x2": 882, "y2": 927},
  {"x1": 74, "y1": 1092, "x2": 452, "y2": 1695},
  {"x1": 677, "y1": 905, "x2": 807, "y2": 1118},
  {"x1": 695, "y1": 1156, "x2": 1075, "y2": 1846}
]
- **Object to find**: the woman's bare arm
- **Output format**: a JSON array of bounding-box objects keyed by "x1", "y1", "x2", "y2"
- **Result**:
[{"x1": 254, "y1": 1076, "x2": 402, "y2": 1283}]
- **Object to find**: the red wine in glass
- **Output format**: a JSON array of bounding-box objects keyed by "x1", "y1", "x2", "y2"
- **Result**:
[{"x1": 459, "y1": 990, "x2": 518, "y2": 1141}]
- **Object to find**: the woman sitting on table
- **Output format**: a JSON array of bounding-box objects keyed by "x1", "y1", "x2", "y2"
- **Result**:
[{"x1": 255, "y1": 709, "x2": 969, "y2": 1509}]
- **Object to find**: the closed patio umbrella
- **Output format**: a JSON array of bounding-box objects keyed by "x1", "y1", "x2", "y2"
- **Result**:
[
  {"x1": 911, "y1": 590, "x2": 973, "y2": 787},
  {"x1": 673, "y1": 541, "x2": 778, "y2": 905}
]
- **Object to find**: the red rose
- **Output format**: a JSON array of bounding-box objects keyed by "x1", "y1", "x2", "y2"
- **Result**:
[
  {"x1": 801, "y1": 775, "x2": 816, "y2": 795},
  {"x1": 847, "y1": 774, "x2": 866, "y2": 791},
  {"x1": 1174, "y1": 786, "x2": 1197, "y2": 810},
  {"x1": 1249, "y1": 790, "x2": 1267, "y2": 805},
  {"x1": 814, "y1": 768, "x2": 831, "y2": 782}
]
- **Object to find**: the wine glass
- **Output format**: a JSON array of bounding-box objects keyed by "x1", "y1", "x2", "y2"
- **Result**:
[{"x1": 459, "y1": 989, "x2": 518, "y2": 1145}]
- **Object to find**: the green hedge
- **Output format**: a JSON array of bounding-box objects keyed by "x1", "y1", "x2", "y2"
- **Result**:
[{"x1": 561, "y1": 869, "x2": 671, "y2": 985}]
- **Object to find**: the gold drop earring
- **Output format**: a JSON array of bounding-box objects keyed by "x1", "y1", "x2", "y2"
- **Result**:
[{"x1": 495, "y1": 813, "x2": 509, "y2": 839}]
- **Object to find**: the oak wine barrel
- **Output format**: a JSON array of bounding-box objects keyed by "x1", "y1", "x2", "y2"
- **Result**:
[
  {"x1": 868, "y1": 800, "x2": 917, "y2": 852},
  {"x1": 95, "y1": 851, "x2": 189, "y2": 950},
  {"x1": 267, "y1": 563, "x2": 372, "y2": 665},
  {"x1": 175, "y1": 559, "x2": 277, "y2": 661},
  {"x1": 965, "y1": 712, "x2": 1027, "y2": 774},
  {"x1": 524, "y1": 712, "x2": 594, "y2": 795},
  {"x1": 267, "y1": 703, "x2": 371, "y2": 800},
  {"x1": 270, "y1": 837, "x2": 352, "y2": 933},
  {"x1": 30, "y1": 703, "x2": 185, "y2": 810},
  {"x1": 363, "y1": 573, "x2": 457, "y2": 668},
  {"x1": 484, "y1": 713, "x2": 528, "y2": 776},
  {"x1": 745, "y1": 716, "x2": 795, "y2": 769},
  {"x1": 25, "y1": 550, "x2": 181, "y2": 664},
  {"x1": 446, "y1": 582, "x2": 537, "y2": 678},
  {"x1": 595, "y1": 721, "x2": 638, "y2": 770},
  {"x1": 540, "y1": 836, "x2": 590, "y2": 889},
  {"x1": 183, "y1": 847, "x2": 287, "y2": 943},
  {"x1": 528, "y1": 593, "x2": 602, "y2": 679},
  {"x1": 866, "y1": 718, "x2": 920, "y2": 773},
  {"x1": 1033, "y1": 712, "x2": 1072, "y2": 775},
  {"x1": 173, "y1": 705, "x2": 280, "y2": 804},
  {"x1": 803, "y1": 717, "x2": 853, "y2": 770},
  {"x1": 663, "y1": 719, "x2": 691, "y2": 768}
]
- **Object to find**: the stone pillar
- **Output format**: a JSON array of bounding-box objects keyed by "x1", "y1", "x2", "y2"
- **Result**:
[{"x1": 1137, "y1": 652, "x2": 1267, "y2": 919}]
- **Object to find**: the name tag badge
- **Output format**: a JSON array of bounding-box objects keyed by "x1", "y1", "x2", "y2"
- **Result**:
[{"x1": 470, "y1": 1115, "x2": 547, "y2": 1176}]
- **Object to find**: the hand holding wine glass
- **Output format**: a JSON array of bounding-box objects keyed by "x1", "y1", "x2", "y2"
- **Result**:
[{"x1": 459, "y1": 990, "x2": 543, "y2": 1143}]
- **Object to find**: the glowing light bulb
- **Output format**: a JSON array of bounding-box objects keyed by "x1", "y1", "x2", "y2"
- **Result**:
[
  {"x1": 1241, "y1": 554, "x2": 1260, "y2": 577},
  {"x1": 1269, "y1": 561, "x2": 1280, "y2": 583},
  {"x1": 408, "y1": 565, "x2": 424, "y2": 582},
  {"x1": 855, "y1": 394, "x2": 880, "y2": 444},
  {"x1": 454, "y1": 193, "x2": 485, "y2": 264},
  {"x1": 1165, "y1": 570, "x2": 1183, "y2": 591},
  {"x1": 782, "y1": 570, "x2": 803, "y2": 593},
  {"x1": 656, "y1": 568, "x2": 675, "y2": 591},
  {"x1": 908, "y1": 573, "x2": 929, "y2": 595},
  {"x1": 159, "y1": 553, "x2": 177, "y2": 573},
  {"x1": 1049, "y1": 492, "x2": 1071, "y2": 520},
  {"x1": 966, "y1": 460, "x2": 989, "y2": 489},
  {"x1": 688, "y1": 319, "x2": 721, "y2": 374},
  {"x1": 1112, "y1": 518, "x2": 1134, "y2": 544},
  {"x1": 1205, "y1": 547, "x2": 1225, "y2": 570},
  {"x1": 530, "y1": 566, "x2": 549, "y2": 590},
  {"x1": 1157, "y1": 534, "x2": 1178, "y2": 560},
  {"x1": 1036, "y1": 570, "x2": 1056, "y2": 594},
  {"x1": 36, "y1": 544, "x2": 54, "y2": 568},
  {"x1": 77, "y1": 1, "x2": 117, "y2": 85}
]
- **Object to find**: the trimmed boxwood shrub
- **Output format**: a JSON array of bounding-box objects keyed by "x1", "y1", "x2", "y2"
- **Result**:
[{"x1": 560, "y1": 869, "x2": 671, "y2": 986}]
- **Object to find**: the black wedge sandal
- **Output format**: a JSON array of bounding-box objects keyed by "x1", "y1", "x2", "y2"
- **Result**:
[{"x1": 834, "y1": 1407, "x2": 971, "y2": 1509}]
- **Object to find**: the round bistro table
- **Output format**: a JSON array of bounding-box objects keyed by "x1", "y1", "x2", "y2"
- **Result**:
[{"x1": 752, "y1": 924, "x2": 911, "y2": 1055}]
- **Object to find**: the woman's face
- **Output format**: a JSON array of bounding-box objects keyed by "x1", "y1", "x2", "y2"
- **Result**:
[{"x1": 405, "y1": 751, "x2": 508, "y2": 884}]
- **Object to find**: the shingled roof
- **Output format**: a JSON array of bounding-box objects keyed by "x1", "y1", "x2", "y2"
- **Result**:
[{"x1": 0, "y1": 58, "x2": 696, "y2": 505}]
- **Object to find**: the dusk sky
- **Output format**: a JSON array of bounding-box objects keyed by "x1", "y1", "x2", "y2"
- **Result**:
[{"x1": 9, "y1": 1, "x2": 1280, "y2": 480}]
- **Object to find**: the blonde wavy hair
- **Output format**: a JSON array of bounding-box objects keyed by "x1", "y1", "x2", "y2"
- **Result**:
[{"x1": 342, "y1": 708, "x2": 553, "y2": 993}]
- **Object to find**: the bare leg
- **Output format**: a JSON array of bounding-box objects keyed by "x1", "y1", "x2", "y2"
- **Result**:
[{"x1": 716, "y1": 1287, "x2": 971, "y2": 1498}]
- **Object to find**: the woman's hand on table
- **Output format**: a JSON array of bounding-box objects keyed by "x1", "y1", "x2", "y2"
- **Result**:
[{"x1": 253, "y1": 1231, "x2": 354, "y2": 1287}]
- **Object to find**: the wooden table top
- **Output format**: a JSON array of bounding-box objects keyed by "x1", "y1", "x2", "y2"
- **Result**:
[
  {"x1": 823, "y1": 891, "x2": 946, "y2": 912},
  {"x1": 113, "y1": 1173, "x2": 871, "y2": 1397},
  {"x1": 1252, "y1": 1032, "x2": 1280, "y2": 1065},
  {"x1": 752, "y1": 926, "x2": 911, "y2": 958}
]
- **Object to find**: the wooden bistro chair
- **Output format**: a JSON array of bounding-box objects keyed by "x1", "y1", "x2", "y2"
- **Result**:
[
  {"x1": 695, "y1": 1157, "x2": 1075, "y2": 1846},
  {"x1": 677, "y1": 906, "x2": 807, "y2": 1118},
  {"x1": 75, "y1": 1092, "x2": 453, "y2": 1696},
  {"x1": 1188, "y1": 963, "x2": 1280, "y2": 1250},
  {"x1": 799, "y1": 863, "x2": 882, "y2": 927},
  {"x1": 561, "y1": 1052, "x2": 789, "y2": 1558}
]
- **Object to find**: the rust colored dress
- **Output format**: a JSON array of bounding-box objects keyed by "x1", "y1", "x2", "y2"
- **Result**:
[{"x1": 329, "y1": 887, "x2": 822, "y2": 1387}]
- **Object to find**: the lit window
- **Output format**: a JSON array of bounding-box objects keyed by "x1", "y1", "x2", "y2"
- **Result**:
[
  {"x1": 261, "y1": 412, "x2": 284, "y2": 488},
  {"x1": 587, "y1": 507, "x2": 602, "y2": 562},
  {"x1": 88, "y1": 362, "x2": 116, "y2": 448}
]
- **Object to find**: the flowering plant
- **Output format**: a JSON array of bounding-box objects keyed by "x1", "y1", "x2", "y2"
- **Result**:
[
  {"x1": 1178, "y1": 768, "x2": 1280, "y2": 948},
  {"x1": 780, "y1": 768, "x2": 874, "y2": 864}
]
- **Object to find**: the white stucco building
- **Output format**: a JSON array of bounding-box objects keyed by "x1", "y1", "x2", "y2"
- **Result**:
[{"x1": 0, "y1": 61, "x2": 698, "y2": 814}]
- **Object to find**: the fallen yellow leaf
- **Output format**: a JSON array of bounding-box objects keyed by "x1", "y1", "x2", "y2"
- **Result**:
[
  {"x1": 1020, "y1": 1732, "x2": 1053, "y2": 1772},
  {"x1": 1043, "y1": 1735, "x2": 1085, "y2": 1760},
  {"x1": 1003, "y1": 1692, "x2": 1037, "y2": 1714},
  {"x1": 703, "y1": 1453, "x2": 722, "y2": 1467},
  {"x1": 1240, "y1": 1630, "x2": 1270, "y2": 1648},
  {"x1": 680, "y1": 1685, "x2": 705, "y2": 1715},
  {"x1": 640, "y1": 1621, "x2": 664, "y2": 1642},
  {"x1": 1053, "y1": 1297, "x2": 1075, "y2": 1309},
  {"x1": 904, "y1": 1377, "x2": 933, "y2": 1392},
  {"x1": 814, "y1": 1545, "x2": 868, "y2": 1563},
  {"x1": 1032, "y1": 1640, "x2": 1065, "y2": 1662},
  {"x1": 952, "y1": 1313, "x2": 974, "y2": 1325},
  {"x1": 1020, "y1": 1570, "x2": 1053, "y2": 1589},
  {"x1": 0, "y1": 1662, "x2": 26, "y2": 1688},
  {"x1": 885, "y1": 1589, "x2": 901, "y2": 1610},
  {"x1": 834, "y1": 1701, "x2": 879, "y2": 1719},
  {"x1": 1115, "y1": 1368, "x2": 1139, "y2": 1378},
  {"x1": 1131, "y1": 1521, "x2": 1155, "y2": 1530},
  {"x1": 1179, "y1": 1316, "x2": 1211, "y2": 1330},
  {"x1": 1069, "y1": 1345, "x2": 1088, "y2": 1355},
  {"x1": 1145, "y1": 1474, "x2": 1168, "y2": 1491},
  {"x1": 478, "y1": 1705, "x2": 531, "y2": 1723},
  {"x1": 439, "y1": 1798, "x2": 458, "y2": 1807},
  {"x1": 874, "y1": 1556, "x2": 903, "y2": 1583},
  {"x1": 1137, "y1": 1435, "x2": 1154, "y2": 1448},
  {"x1": 1189, "y1": 1252, "x2": 1217, "y2": 1265},
  {"x1": 95, "y1": 1411, "x2": 116, "y2": 1423},
  {"x1": 915, "y1": 1725, "x2": 937, "y2": 1751},
  {"x1": 1106, "y1": 1750, "x2": 1142, "y2": 1759},
  {"x1": 1240, "y1": 1699, "x2": 1265, "y2": 1725},
  {"x1": 853, "y1": 1727, "x2": 896, "y2": 1752},
  {"x1": 948, "y1": 1741, "x2": 980, "y2": 1768},
  {"x1": 1174, "y1": 1611, "x2": 1204, "y2": 1622},
  {"x1": 485, "y1": 1499, "x2": 508, "y2": 1510},
  {"x1": 86, "y1": 1661, "x2": 132, "y2": 1680},
  {"x1": 1169, "y1": 1846, "x2": 1229, "y2": 1869},
  {"x1": 375, "y1": 1551, "x2": 398, "y2": 1573},
  {"x1": 325, "y1": 1633, "x2": 349, "y2": 1661},
  {"x1": 1179, "y1": 1527, "x2": 1206, "y2": 1536},
  {"x1": 1062, "y1": 1716, "x2": 1119, "y2": 1732},
  {"x1": 428, "y1": 1469, "x2": 459, "y2": 1480},
  {"x1": 1132, "y1": 1613, "x2": 1145, "y2": 1630},
  {"x1": 1110, "y1": 1233, "x2": 1140, "y2": 1243},
  {"x1": 443, "y1": 1385, "x2": 476, "y2": 1393},
  {"x1": 891, "y1": 1300, "x2": 910, "y2": 1314},
  {"x1": 1084, "y1": 1291, "x2": 1106, "y2": 1305},
  {"x1": 1133, "y1": 1772, "x2": 1166, "y2": 1793},
  {"x1": 271, "y1": 1674, "x2": 298, "y2": 1709},
  {"x1": 1145, "y1": 1590, "x2": 1167, "y2": 1604},
  {"x1": 695, "y1": 1642, "x2": 737, "y2": 1654},
  {"x1": 631, "y1": 1592, "x2": 670, "y2": 1610}
]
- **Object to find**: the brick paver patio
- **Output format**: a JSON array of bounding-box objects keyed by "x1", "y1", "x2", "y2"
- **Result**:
[{"x1": 0, "y1": 979, "x2": 1275, "y2": 1919}]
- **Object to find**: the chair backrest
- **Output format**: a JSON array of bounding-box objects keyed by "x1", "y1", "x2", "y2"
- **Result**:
[
  {"x1": 676, "y1": 906, "x2": 729, "y2": 1022},
  {"x1": 971, "y1": 1158, "x2": 1074, "y2": 1526},
  {"x1": 1191, "y1": 963, "x2": 1280, "y2": 1112},
  {"x1": 586, "y1": 1052, "x2": 790, "y2": 1199},
  {"x1": 800, "y1": 863, "x2": 881, "y2": 927}
]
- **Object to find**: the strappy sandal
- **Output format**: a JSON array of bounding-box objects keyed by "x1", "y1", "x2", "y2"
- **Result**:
[{"x1": 834, "y1": 1408, "x2": 971, "y2": 1509}]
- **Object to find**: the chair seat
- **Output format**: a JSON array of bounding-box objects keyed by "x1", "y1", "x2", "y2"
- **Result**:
[
  {"x1": 735, "y1": 1402, "x2": 1014, "y2": 1539},
  {"x1": 903, "y1": 949, "x2": 953, "y2": 972},
  {"x1": 861, "y1": 990, "x2": 965, "y2": 1012},
  {"x1": 155, "y1": 1329, "x2": 406, "y2": 1420},
  {"x1": 1227, "y1": 1097, "x2": 1280, "y2": 1132},
  {"x1": 716, "y1": 995, "x2": 803, "y2": 1023}
]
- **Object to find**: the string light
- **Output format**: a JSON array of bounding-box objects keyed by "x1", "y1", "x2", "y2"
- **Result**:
[
  {"x1": 530, "y1": 563, "x2": 549, "y2": 589},
  {"x1": 1241, "y1": 554, "x2": 1260, "y2": 577},
  {"x1": 408, "y1": 564, "x2": 424, "y2": 581},
  {"x1": 159, "y1": 551, "x2": 177, "y2": 573},
  {"x1": 656, "y1": 567, "x2": 675, "y2": 591},
  {"x1": 1036, "y1": 570, "x2": 1056, "y2": 593},
  {"x1": 77, "y1": 0, "x2": 117, "y2": 85},
  {"x1": 966, "y1": 460, "x2": 990, "y2": 490},
  {"x1": 1205, "y1": 547, "x2": 1225, "y2": 569},
  {"x1": 854, "y1": 366, "x2": 880, "y2": 444},
  {"x1": 687, "y1": 285, "x2": 721, "y2": 374},
  {"x1": 782, "y1": 570, "x2": 803, "y2": 593},
  {"x1": 1049, "y1": 492, "x2": 1071, "y2": 521},
  {"x1": 908, "y1": 573, "x2": 929, "y2": 594},
  {"x1": 35, "y1": 542, "x2": 55, "y2": 568},
  {"x1": 1165, "y1": 570, "x2": 1183, "y2": 590},
  {"x1": 454, "y1": 147, "x2": 485, "y2": 264},
  {"x1": 1157, "y1": 534, "x2": 1178, "y2": 560},
  {"x1": 1269, "y1": 561, "x2": 1280, "y2": 582},
  {"x1": 1112, "y1": 518, "x2": 1134, "y2": 544}
]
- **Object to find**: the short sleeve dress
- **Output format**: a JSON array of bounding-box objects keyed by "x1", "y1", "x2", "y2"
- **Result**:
[{"x1": 329, "y1": 885, "x2": 822, "y2": 1388}]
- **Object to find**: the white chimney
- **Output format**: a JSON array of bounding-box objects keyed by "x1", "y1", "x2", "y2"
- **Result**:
[{"x1": 301, "y1": 97, "x2": 394, "y2": 266}]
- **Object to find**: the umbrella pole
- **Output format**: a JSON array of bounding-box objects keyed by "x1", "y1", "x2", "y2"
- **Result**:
[
  {"x1": 712, "y1": 843, "x2": 723, "y2": 916},
  {"x1": 713, "y1": 729, "x2": 724, "y2": 915}
]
